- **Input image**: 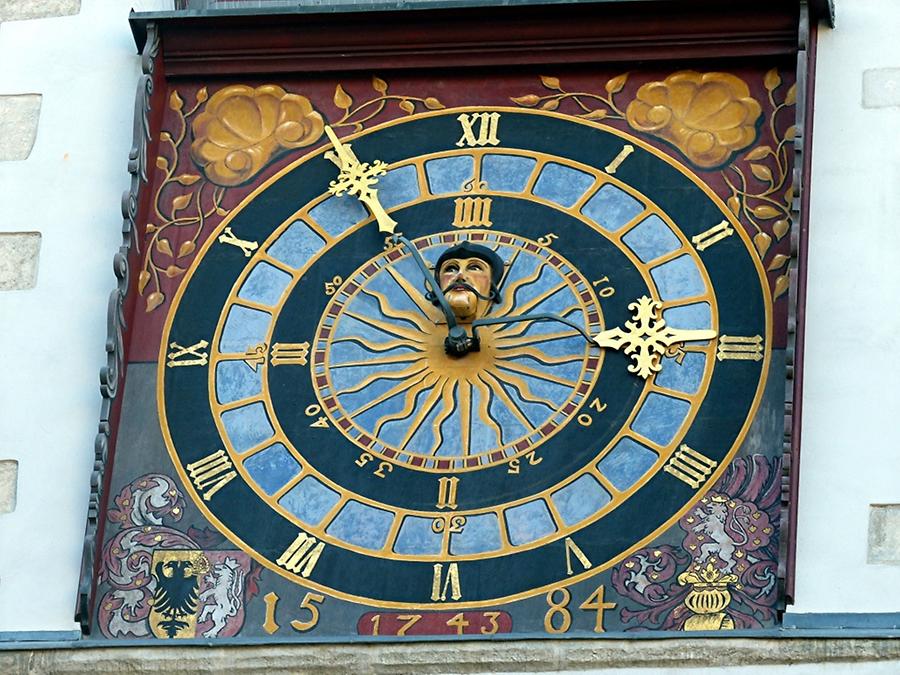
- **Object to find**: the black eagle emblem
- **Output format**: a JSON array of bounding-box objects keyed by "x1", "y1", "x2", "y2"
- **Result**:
[{"x1": 151, "y1": 557, "x2": 206, "y2": 638}]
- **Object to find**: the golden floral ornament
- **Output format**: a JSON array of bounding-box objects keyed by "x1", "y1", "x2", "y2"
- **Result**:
[
  {"x1": 625, "y1": 71, "x2": 762, "y2": 169},
  {"x1": 190, "y1": 84, "x2": 325, "y2": 186}
]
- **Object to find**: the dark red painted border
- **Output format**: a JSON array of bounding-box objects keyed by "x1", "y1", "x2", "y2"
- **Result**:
[{"x1": 785, "y1": 17, "x2": 818, "y2": 605}]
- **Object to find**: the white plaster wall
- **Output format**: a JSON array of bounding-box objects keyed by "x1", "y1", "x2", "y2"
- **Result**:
[
  {"x1": 0, "y1": 0, "x2": 139, "y2": 631},
  {"x1": 793, "y1": 0, "x2": 900, "y2": 612}
]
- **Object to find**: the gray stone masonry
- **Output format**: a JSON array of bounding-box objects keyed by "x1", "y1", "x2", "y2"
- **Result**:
[
  {"x1": 869, "y1": 504, "x2": 900, "y2": 564},
  {"x1": 0, "y1": 232, "x2": 41, "y2": 290},
  {"x1": 0, "y1": 94, "x2": 42, "y2": 161},
  {"x1": 863, "y1": 68, "x2": 900, "y2": 108},
  {"x1": 0, "y1": 0, "x2": 80, "y2": 21},
  {"x1": 0, "y1": 638, "x2": 899, "y2": 673},
  {"x1": 0, "y1": 460, "x2": 16, "y2": 514}
]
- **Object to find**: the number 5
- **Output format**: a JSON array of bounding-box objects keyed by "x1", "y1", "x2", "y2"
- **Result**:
[{"x1": 290, "y1": 592, "x2": 325, "y2": 632}]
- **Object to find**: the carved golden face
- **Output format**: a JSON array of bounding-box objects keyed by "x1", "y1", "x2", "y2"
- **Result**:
[{"x1": 438, "y1": 256, "x2": 493, "y2": 323}]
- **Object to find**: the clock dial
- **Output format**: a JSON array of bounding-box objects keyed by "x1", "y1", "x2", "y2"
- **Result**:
[
  {"x1": 308, "y1": 231, "x2": 604, "y2": 472},
  {"x1": 160, "y1": 108, "x2": 769, "y2": 607}
]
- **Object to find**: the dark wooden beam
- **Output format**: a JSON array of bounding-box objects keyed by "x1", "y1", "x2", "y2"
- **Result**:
[{"x1": 132, "y1": 0, "x2": 799, "y2": 78}]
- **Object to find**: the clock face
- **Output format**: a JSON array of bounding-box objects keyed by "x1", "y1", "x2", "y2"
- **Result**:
[{"x1": 159, "y1": 108, "x2": 770, "y2": 608}]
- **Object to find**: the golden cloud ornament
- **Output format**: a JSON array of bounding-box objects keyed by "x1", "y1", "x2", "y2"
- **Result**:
[
  {"x1": 626, "y1": 71, "x2": 762, "y2": 169},
  {"x1": 191, "y1": 84, "x2": 324, "y2": 186}
]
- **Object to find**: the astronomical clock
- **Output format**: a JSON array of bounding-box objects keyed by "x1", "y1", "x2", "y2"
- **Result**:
[{"x1": 79, "y1": 0, "x2": 820, "y2": 640}]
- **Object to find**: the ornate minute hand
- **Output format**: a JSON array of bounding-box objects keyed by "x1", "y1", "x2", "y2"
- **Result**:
[
  {"x1": 323, "y1": 126, "x2": 398, "y2": 234},
  {"x1": 470, "y1": 295, "x2": 717, "y2": 380},
  {"x1": 592, "y1": 295, "x2": 717, "y2": 379},
  {"x1": 320, "y1": 132, "x2": 468, "y2": 352}
]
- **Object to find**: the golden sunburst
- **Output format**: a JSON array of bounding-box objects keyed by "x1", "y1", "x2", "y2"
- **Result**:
[{"x1": 312, "y1": 231, "x2": 603, "y2": 472}]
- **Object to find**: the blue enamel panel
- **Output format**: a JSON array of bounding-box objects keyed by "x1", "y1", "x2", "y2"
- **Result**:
[
  {"x1": 621, "y1": 215, "x2": 682, "y2": 263},
  {"x1": 495, "y1": 366, "x2": 569, "y2": 412},
  {"x1": 650, "y1": 255, "x2": 706, "y2": 301},
  {"x1": 630, "y1": 392, "x2": 691, "y2": 447},
  {"x1": 266, "y1": 219, "x2": 325, "y2": 269},
  {"x1": 237, "y1": 261, "x2": 292, "y2": 307},
  {"x1": 581, "y1": 184, "x2": 644, "y2": 232},
  {"x1": 425, "y1": 155, "x2": 474, "y2": 194},
  {"x1": 532, "y1": 162, "x2": 595, "y2": 207},
  {"x1": 656, "y1": 352, "x2": 706, "y2": 394},
  {"x1": 379, "y1": 386, "x2": 441, "y2": 449},
  {"x1": 505, "y1": 500, "x2": 556, "y2": 546},
  {"x1": 326, "y1": 501, "x2": 394, "y2": 551},
  {"x1": 450, "y1": 513, "x2": 502, "y2": 555},
  {"x1": 278, "y1": 476, "x2": 340, "y2": 527},
  {"x1": 378, "y1": 165, "x2": 420, "y2": 209},
  {"x1": 219, "y1": 305, "x2": 271, "y2": 354},
  {"x1": 551, "y1": 474, "x2": 612, "y2": 526},
  {"x1": 663, "y1": 302, "x2": 712, "y2": 330},
  {"x1": 220, "y1": 401, "x2": 275, "y2": 454},
  {"x1": 481, "y1": 154, "x2": 537, "y2": 192},
  {"x1": 597, "y1": 438, "x2": 658, "y2": 491},
  {"x1": 243, "y1": 443, "x2": 301, "y2": 495},
  {"x1": 309, "y1": 194, "x2": 368, "y2": 237},
  {"x1": 498, "y1": 380, "x2": 555, "y2": 427},
  {"x1": 394, "y1": 516, "x2": 443, "y2": 555},
  {"x1": 433, "y1": 405, "x2": 464, "y2": 457},
  {"x1": 215, "y1": 360, "x2": 263, "y2": 405}
]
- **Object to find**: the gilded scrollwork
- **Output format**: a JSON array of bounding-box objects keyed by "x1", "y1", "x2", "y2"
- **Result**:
[
  {"x1": 330, "y1": 76, "x2": 445, "y2": 132},
  {"x1": 140, "y1": 77, "x2": 446, "y2": 313},
  {"x1": 511, "y1": 69, "x2": 795, "y2": 300},
  {"x1": 139, "y1": 87, "x2": 231, "y2": 313},
  {"x1": 722, "y1": 68, "x2": 796, "y2": 299},
  {"x1": 511, "y1": 74, "x2": 628, "y2": 121}
]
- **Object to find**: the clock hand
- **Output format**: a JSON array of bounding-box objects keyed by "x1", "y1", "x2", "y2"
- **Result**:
[
  {"x1": 319, "y1": 132, "x2": 471, "y2": 355},
  {"x1": 592, "y1": 295, "x2": 717, "y2": 379},
  {"x1": 472, "y1": 295, "x2": 717, "y2": 381},
  {"x1": 323, "y1": 125, "x2": 398, "y2": 234},
  {"x1": 471, "y1": 313, "x2": 594, "y2": 343}
]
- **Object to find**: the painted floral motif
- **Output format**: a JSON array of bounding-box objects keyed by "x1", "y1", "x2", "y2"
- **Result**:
[
  {"x1": 190, "y1": 84, "x2": 325, "y2": 187},
  {"x1": 723, "y1": 68, "x2": 797, "y2": 299},
  {"x1": 107, "y1": 473, "x2": 185, "y2": 526},
  {"x1": 611, "y1": 545, "x2": 692, "y2": 630},
  {"x1": 141, "y1": 78, "x2": 445, "y2": 314},
  {"x1": 330, "y1": 76, "x2": 445, "y2": 132},
  {"x1": 97, "y1": 474, "x2": 261, "y2": 639},
  {"x1": 625, "y1": 71, "x2": 762, "y2": 169},
  {"x1": 511, "y1": 70, "x2": 795, "y2": 299},
  {"x1": 611, "y1": 455, "x2": 781, "y2": 631}
]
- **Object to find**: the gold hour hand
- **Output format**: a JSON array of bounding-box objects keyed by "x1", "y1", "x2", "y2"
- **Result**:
[
  {"x1": 323, "y1": 125, "x2": 398, "y2": 234},
  {"x1": 592, "y1": 295, "x2": 717, "y2": 379}
]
